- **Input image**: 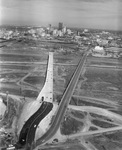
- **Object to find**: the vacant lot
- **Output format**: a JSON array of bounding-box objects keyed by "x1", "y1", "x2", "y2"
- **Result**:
[
  {"x1": 0, "y1": 64, "x2": 34, "y2": 71},
  {"x1": 74, "y1": 67, "x2": 122, "y2": 106},
  {"x1": 60, "y1": 116, "x2": 84, "y2": 135},
  {"x1": 88, "y1": 130, "x2": 122, "y2": 150},
  {"x1": 79, "y1": 67, "x2": 122, "y2": 92},
  {"x1": 70, "y1": 97, "x2": 111, "y2": 109},
  {"x1": 54, "y1": 65, "x2": 76, "y2": 96}
]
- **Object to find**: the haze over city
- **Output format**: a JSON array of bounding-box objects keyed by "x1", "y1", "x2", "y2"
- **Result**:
[{"x1": 0, "y1": 0, "x2": 122, "y2": 30}]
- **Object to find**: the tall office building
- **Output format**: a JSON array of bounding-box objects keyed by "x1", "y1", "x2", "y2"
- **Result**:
[
  {"x1": 49, "y1": 24, "x2": 52, "y2": 30},
  {"x1": 62, "y1": 26, "x2": 67, "y2": 34},
  {"x1": 58, "y1": 22, "x2": 63, "y2": 30}
]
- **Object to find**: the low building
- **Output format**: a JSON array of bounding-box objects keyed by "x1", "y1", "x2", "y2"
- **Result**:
[
  {"x1": 92, "y1": 46, "x2": 107, "y2": 57},
  {"x1": 93, "y1": 46, "x2": 104, "y2": 54},
  {"x1": 106, "y1": 47, "x2": 122, "y2": 53},
  {"x1": 96, "y1": 39, "x2": 108, "y2": 46},
  {"x1": 67, "y1": 29, "x2": 72, "y2": 35},
  {"x1": 57, "y1": 30, "x2": 63, "y2": 37}
]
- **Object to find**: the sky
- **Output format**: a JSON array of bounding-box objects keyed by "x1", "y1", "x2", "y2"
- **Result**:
[{"x1": 0, "y1": 0, "x2": 122, "y2": 30}]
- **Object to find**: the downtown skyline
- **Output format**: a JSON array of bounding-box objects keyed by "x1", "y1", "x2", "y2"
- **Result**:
[{"x1": 0, "y1": 0, "x2": 122, "y2": 31}]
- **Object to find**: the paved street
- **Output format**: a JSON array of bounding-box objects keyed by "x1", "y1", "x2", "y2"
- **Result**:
[{"x1": 35, "y1": 52, "x2": 87, "y2": 147}]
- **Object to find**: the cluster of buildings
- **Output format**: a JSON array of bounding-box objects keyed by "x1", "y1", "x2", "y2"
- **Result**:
[
  {"x1": 28, "y1": 22, "x2": 72, "y2": 38},
  {"x1": 73, "y1": 29, "x2": 122, "y2": 58},
  {"x1": 0, "y1": 23, "x2": 122, "y2": 58},
  {"x1": 0, "y1": 29, "x2": 19, "y2": 40},
  {"x1": 89, "y1": 31, "x2": 122, "y2": 58},
  {"x1": 91, "y1": 46, "x2": 121, "y2": 58},
  {"x1": 0, "y1": 23, "x2": 73, "y2": 40}
]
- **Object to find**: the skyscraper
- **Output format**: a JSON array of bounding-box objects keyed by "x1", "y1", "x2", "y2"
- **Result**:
[
  {"x1": 49, "y1": 24, "x2": 52, "y2": 30},
  {"x1": 58, "y1": 22, "x2": 63, "y2": 30}
]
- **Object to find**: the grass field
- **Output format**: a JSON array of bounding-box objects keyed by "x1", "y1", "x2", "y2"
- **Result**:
[{"x1": 0, "y1": 38, "x2": 122, "y2": 149}]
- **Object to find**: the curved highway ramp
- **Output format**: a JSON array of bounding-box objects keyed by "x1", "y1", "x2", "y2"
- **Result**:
[
  {"x1": 15, "y1": 52, "x2": 54, "y2": 149},
  {"x1": 15, "y1": 101, "x2": 53, "y2": 149}
]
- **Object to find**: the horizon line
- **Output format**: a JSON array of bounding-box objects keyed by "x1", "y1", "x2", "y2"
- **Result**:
[{"x1": 0, "y1": 23, "x2": 122, "y2": 32}]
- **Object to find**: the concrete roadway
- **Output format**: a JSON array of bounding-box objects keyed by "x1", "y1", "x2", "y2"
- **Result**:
[
  {"x1": 16, "y1": 101, "x2": 53, "y2": 149},
  {"x1": 35, "y1": 52, "x2": 87, "y2": 147},
  {"x1": 26, "y1": 102, "x2": 53, "y2": 150},
  {"x1": 15, "y1": 52, "x2": 54, "y2": 149},
  {"x1": 17, "y1": 102, "x2": 47, "y2": 146},
  {"x1": 36, "y1": 52, "x2": 53, "y2": 103}
]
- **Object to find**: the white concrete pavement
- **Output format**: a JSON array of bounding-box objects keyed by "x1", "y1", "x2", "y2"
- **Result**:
[
  {"x1": 36, "y1": 52, "x2": 53, "y2": 103},
  {"x1": 17, "y1": 52, "x2": 54, "y2": 135},
  {"x1": 0, "y1": 97, "x2": 6, "y2": 118}
]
